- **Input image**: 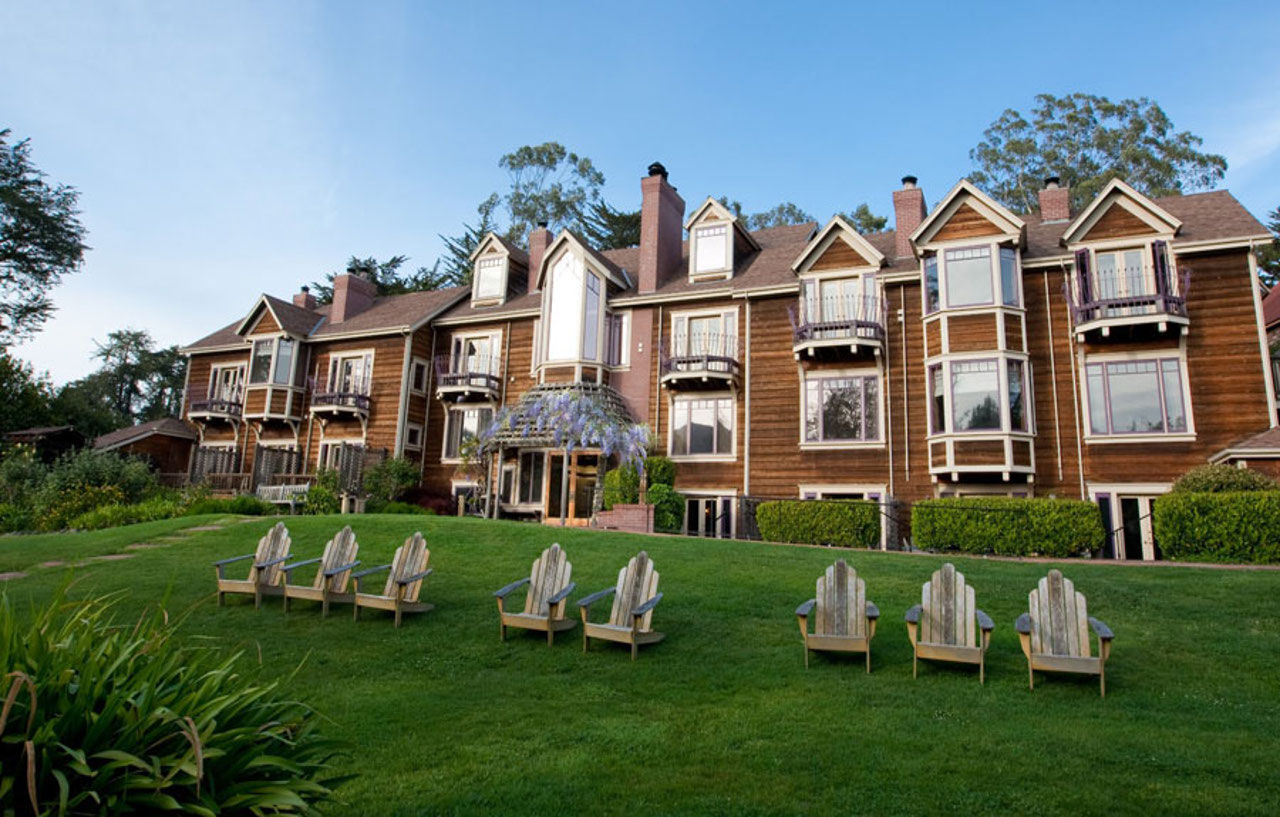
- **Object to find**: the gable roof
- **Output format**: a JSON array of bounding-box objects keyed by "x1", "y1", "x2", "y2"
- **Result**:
[
  {"x1": 534, "y1": 230, "x2": 631, "y2": 290},
  {"x1": 234, "y1": 294, "x2": 325, "y2": 338},
  {"x1": 792, "y1": 215, "x2": 885, "y2": 273},
  {"x1": 1263, "y1": 286, "x2": 1280, "y2": 329},
  {"x1": 1062, "y1": 178, "x2": 1183, "y2": 245},
  {"x1": 684, "y1": 196, "x2": 762, "y2": 251},
  {"x1": 911, "y1": 179, "x2": 1025, "y2": 249},
  {"x1": 470, "y1": 232, "x2": 530, "y2": 267},
  {"x1": 94, "y1": 417, "x2": 197, "y2": 451}
]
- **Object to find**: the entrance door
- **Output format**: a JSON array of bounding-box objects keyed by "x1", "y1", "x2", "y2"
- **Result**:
[
  {"x1": 547, "y1": 455, "x2": 565, "y2": 520},
  {"x1": 1099, "y1": 493, "x2": 1161, "y2": 561},
  {"x1": 684, "y1": 496, "x2": 733, "y2": 538}
]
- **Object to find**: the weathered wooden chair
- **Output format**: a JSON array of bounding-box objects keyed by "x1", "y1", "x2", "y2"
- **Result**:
[
  {"x1": 494, "y1": 543, "x2": 577, "y2": 645},
  {"x1": 578, "y1": 551, "x2": 665, "y2": 660},
  {"x1": 795, "y1": 559, "x2": 880, "y2": 672},
  {"x1": 1014, "y1": 569, "x2": 1115, "y2": 696},
  {"x1": 280, "y1": 526, "x2": 361, "y2": 616},
  {"x1": 904, "y1": 563, "x2": 995, "y2": 683},
  {"x1": 213, "y1": 522, "x2": 292, "y2": 608},
  {"x1": 352, "y1": 532, "x2": 433, "y2": 627}
]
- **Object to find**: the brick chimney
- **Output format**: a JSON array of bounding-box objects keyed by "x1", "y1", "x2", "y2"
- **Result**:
[
  {"x1": 293, "y1": 285, "x2": 317, "y2": 311},
  {"x1": 330, "y1": 272, "x2": 376, "y2": 324},
  {"x1": 638, "y1": 162, "x2": 685, "y2": 293},
  {"x1": 527, "y1": 222, "x2": 553, "y2": 294},
  {"x1": 893, "y1": 175, "x2": 926, "y2": 260},
  {"x1": 1039, "y1": 176, "x2": 1071, "y2": 223}
]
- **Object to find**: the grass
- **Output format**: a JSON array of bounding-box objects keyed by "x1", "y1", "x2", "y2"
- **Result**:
[{"x1": 3, "y1": 514, "x2": 1279, "y2": 815}]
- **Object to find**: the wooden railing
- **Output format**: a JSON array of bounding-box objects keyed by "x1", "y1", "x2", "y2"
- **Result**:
[
  {"x1": 434, "y1": 353, "x2": 502, "y2": 394},
  {"x1": 791, "y1": 290, "x2": 887, "y2": 346},
  {"x1": 204, "y1": 472, "x2": 251, "y2": 494},
  {"x1": 659, "y1": 333, "x2": 741, "y2": 381},
  {"x1": 189, "y1": 397, "x2": 242, "y2": 417},
  {"x1": 1069, "y1": 265, "x2": 1189, "y2": 327}
]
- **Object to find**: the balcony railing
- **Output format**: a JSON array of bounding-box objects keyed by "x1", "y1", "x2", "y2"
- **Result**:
[
  {"x1": 1069, "y1": 264, "x2": 1189, "y2": 331},
  {"x1": 790, "y1": 290, "x2": 887, "y2": 356},
  {"x1": 189, "y1": 395, "x2": 243, "y2": 419},
  {"x1": 310, "y1": 376, "x2": 371, "y2": 414},
  {"x1": 434, "y1": 353, "x2": 502, "y2": 399},
  {"x1": 659, "y1": 332, "x2": 741, "y2": 388}
]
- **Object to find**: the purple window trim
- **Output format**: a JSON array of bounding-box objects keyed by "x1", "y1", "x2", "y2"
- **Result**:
[
  {"x1": 804, "y1": 375, "x2": 881, "y2": 442},
  {"x1": 930, "y1": 357, "x2": 1033, "y2": 435},
  {"x1": 1087, "y1": 356, "x2": 1187, "y2": 436},
  {"x1": 950, "y1": 357, "x2": 1002, "y2": 432},
  {"x1": 923, "y1": 256, "x2": 941, "y2": 315},
  {"x1": 928, "y1": 363, "x2": 944, "y2": 434},
  {"x1": 943, "y1": 245, "x2": 997, "y2": 309}
]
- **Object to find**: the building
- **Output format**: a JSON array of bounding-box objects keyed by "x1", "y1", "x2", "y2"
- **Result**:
[
  {"x1": 180, "y1": 164, "x2": 1277, "y2": 560},
  {"x1": 93, "y1": 417, "x2": 197, "y2": 475}
]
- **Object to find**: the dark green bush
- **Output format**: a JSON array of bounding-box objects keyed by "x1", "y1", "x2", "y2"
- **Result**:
[
  {"x1": 367, "y1": 500, "x2": 432, "y2": 515},
  {"x1": 184, "y1": 494, "x2": 276, "y2": 517},
  {"x1": 0, "y1": 502, "x2": 32, "y2": 533},
  {"x1": 1171, "y1": 463, "x2": 1277, "y2": 493},
  {"x1": 363, "y1": 457, "x2": 421, "y2": 504},
  {"x1": 0, "y1": 591, "x2": 344, "y2": 813},
  {"x1": 70, "y1": 496, "x2": 183, "y2": 530},
  {"x1": 0, "y1": 449, "x2": 46, "y2": 505},
  {"x1": 603, "y1": 456, "x2": 675, "y2": 510},
  {"x1": 911, "y1": 498, "x2": 1103, "y2": 558},
  {"x1": 41, "y1": 449, "x2": 156, "y2": 504},
  {"x1": 304, "y1": 469, "x2": 342, "y2": 515},
  {"x1": 646, "y1": 456, "x2": 675, "y2": 488},
  {"x1": 1152, "y1": 491, "x2": 1280, "y2": 563},
  {"x1": 646, "y1": 483, "x2": 684, "y2": 533},
  {"x1": 756, "y1": 500, "x2": 880, "y2": 548}
]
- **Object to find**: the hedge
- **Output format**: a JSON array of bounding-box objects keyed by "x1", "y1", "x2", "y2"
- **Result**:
[
  {"x1": 646, "y1": 484, "x2": 684, "y2": 533},
  {"x1": 756, "y1": 500, "x2": 880, "y2": 548},
  {"x1": 1152, "y1": 491, "x2": 1280, "y2": 564},
  {"x1": 911, "y1": 498, "x2": 1102, "y2": 558},
  {"x1": 1171, "y1": 463, "x2": 1277, "y2": 493}
]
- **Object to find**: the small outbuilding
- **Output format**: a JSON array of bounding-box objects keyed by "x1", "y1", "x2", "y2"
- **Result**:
[
  {"x1": 2, "y1": 425, "x2": 86, "y2": 463},
  {"x1": 94, "y1": 417, "x2": 197, "y2": 475}
]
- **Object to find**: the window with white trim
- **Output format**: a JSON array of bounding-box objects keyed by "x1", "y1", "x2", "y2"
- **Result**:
[
  {"x1": 517, "y1": 451, "x2": 545, "y2": 505},
  {"x1": 803, "y1": 375, "x2": 880, "y2": 442},
  {"x1": 606, "y1": 311, "x2": 631, "y2": 367},
  {"x1": 249, "y1": 339, "x2": 273, "y2": 384},
  {"x1": 248, "y1": 337, "x2": 298, "y2": 385},
  {"x1": 693, "y1": 223, "x2": 730, "y2": 276},
  {"x1": 450, "y1": 333, "x2": 498, "y2": 376},
  {"x1": 473, "y1": 256, "x2": 506, "y2": 301},
  {"x1": 1086, "y1": 358, "x2": 1187, "y2": 436},
  {"x1": 928, "y1": 357, "x2": 1031, "y2": 435},
  {"x1": 404, "y1": 423, "x2": 423, "y2": 451},
  {"x1": 410, "y1": 357, "x2": 428, "y2": 394},
  {"x1": 443, "y1": 406, "x2": 493, "y2": 460},
  {"x1": 671, "y1": 310, "x2": 736, "y2": 361},
  {"x1": 924, "y1": 243, "x2": 1021, "y2": 313},
  {"x1": 209, "y1": 364, "x2": 244, "y2": 401},
  {"x1": 670, "y1": 396, "x2": 733, "y2": 457},
  {"x1": 327, "y1": 351, "x2": 373, "y2": 395},
  {"x1": 945, "y1": 247, "x2": 994, "y2": 307}
]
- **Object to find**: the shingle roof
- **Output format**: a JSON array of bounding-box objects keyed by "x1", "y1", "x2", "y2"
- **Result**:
[
  {"x1": 1213, "y1": 426, "x2": 1280, "y2": 462},
  {"x1": 94, "y1": 417, "x2": 197, "y2": 451},
  {"x1": 1263, "y1": 287, "x2": 1280, "y2": 329},
  {"x1": 261, "y1": 294, "x2": 325, "y2": 336}
]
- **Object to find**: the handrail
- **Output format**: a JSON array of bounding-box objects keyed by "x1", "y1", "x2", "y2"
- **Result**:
[
  {"x1": 1069, "y1": 265, "x2": 1189, "y2": 326},
  {"x1": 791, "y1": 291, "x2": 887, "y2": 344},
  {"x1": 189, "y1": 397, "x2": 243, "y2": 415},
  {"x1": 659, "y1": 332, "x2": 741, "y2": 378},
  {"x1": 311, "y1": 391, "x2": 372, "y2": 411},
  {"x1": 434, "y1": 354, "x2": 503, "y2": 391}
]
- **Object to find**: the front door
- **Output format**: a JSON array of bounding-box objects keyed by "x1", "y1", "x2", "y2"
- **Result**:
[
  {"x1": 684, "y1": 496, "x2": 733, "y2": 538},
  {"x1": 1097, "y1": 492, "x2": 1161, "y2": 560}
]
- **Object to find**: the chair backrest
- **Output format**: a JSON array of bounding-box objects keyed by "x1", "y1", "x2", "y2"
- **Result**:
[
  {"x1": 249, "y1": 523, "x2": 290, "y2": 586},
  {"x1": 384, "y1": 532, "x2": 430, "y2": 601},
  {"x1": 607, "y1": 551, "x2": 659, "y2": 630},
  {"x1": 920, "y1": 562, "x2": 977, "y2": 648},
  {"x1": 314, "y1": 526, "x2": 359, "y2": 592},
  {"x1": 814, "y1": 559, "x2": 867, "y2": 638},
  {"x1": 523, "y1": 543, "x2": 572, "y2": 616},
  {"x1": 1028, "y1": 569, "x2": 1091, "y2": 658}
]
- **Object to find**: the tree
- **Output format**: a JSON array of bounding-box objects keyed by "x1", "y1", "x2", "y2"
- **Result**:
[
  {"x1": 842, "y1": 203, "x2": 888, "y2": 233},
  {"x1": 1256, "y1": 205, "x2": 1280, "y2": 288},
  {"x1": 744, "y1": 202, "x2": 814, "y2": 230},
  {"x1": 92, "y1": 329, "x2": 156, "y2": 419},
  {"x1": 0, "y1": 349, "x2": 54, "y2": 433},
  {"x1": 969, "y1": 94, "x2": 1228, "y2": 214},
  {"x1": 580, "y1": 200, "x2": 641, "y2": 250},
  {"x1": 50, "y1": 373, "x2": 127, "y2": 439},
  {"x1": 497, "y1": 142, "x2": 604, "y2": 243},
  {"x1": 438, "y1": 193, "x2": 501, "y2": 285},
  {"x1": 308, "y1": 255, "x2": 457, "y2": 304},
  {"x1": 0, "y1": 129, "x2": 89, "y2": 344}
]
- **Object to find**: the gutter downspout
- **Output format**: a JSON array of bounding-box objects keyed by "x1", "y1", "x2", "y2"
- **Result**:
[
  {"x1": 1063, "y1": 261, "x2": 1087, "y2": 499},
  {"x1": 1044, "y1": 269, "x2": 1064, "y2": 482},
  {"x1": 743, "y1": 298, "x2": 751, "y2": 496},
  {"x1": 393, "y1": 331, "x2": 413, "y2": 457}
]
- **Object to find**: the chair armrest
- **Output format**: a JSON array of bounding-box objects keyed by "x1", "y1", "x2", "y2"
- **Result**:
[
  {"x1": 546, "y1": 581, "x2": 577, "y2": 605},
  {"x1": 352, "y1": 564, "x2": 391, "y2": 581},
  {"x1": 281, "y1": 557, "x2": 320, "y2": 572},
  {"x1": 1088, "y1": 617, "x2": 1114, "y2": 641},
  {"x1": 1015, "y1": 613, "x2": 1031, "y2": 635},
  {"x1": 578, "y1": 586, "x2": 615, "y2": 609},
  {"x1": 865, "y1": 602, "x2": 880, "y2": 620},
  {"x1": 976, "y1": 609, "x2": 995, "y2": 632},
  {"x1": 397, "y1": 568, "x2": 433, "y2": 586},
  {"x1": 323, "y1": 560, "x2": 360, "y2": 577},
  {"x1": 256, "y1": 554, "x2": 293, "y2": 569},
  {"x1": 631, "y1": 592, "x2": 663, "y2": 618},
  {"x1": 213, "y1": 553, "x2": 253, "y2": 567},
  {"x1": 795, "y1": 598, "x2": 816, "y2": 617},
  {"x1": 494, "y1": 577, "x2": 530, "y2": 598},
  {"x1": 904, "y1": 604, "x2": 921, "y2": 624}
]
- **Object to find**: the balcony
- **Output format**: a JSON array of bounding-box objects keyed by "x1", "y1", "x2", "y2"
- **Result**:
[
  {"x1": 435, "y1": 354, "x2": 502, "y2": 403},
  {"x1": 791, "y1": 288, "x2": 886, "y2": 360},
  {"x1": 189, "y1": 394, "x2": 242, "y2": 422},
  {"x1": 1069, "y1": 264, "x2": 1189, "y2": 342},
  {"x1": 310, "y1": 377, "x2": 371, "y2": 418},
  {"x1": 659, "y1": 333, "x2": 741, "y2": 391}
]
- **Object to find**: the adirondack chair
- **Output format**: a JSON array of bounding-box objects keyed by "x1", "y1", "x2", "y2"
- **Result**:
[
  {"x1": 213, "y1": 522, "x2": 292, "y2": 608},
  {"x1": 904, "y1": 563, "x2": 995, "y2": 683},
  {"x1": 795, "y1": 559, "x2": 880, "y2": 672},
  {"x1": 352, "y1": 532, "x2": 433, "y2": 627},
  {"x1": 493, "y1": 543, "x2": 577, "y2": 645},
  {"x1": 280, "y1": 526, "x2": 361, "y2": 616},
  {"x1": 1015, "y1": 569, "x2": 1115, "y2": 696},
  {"x1": 578, "y1": 551, "x2": 664, "y2": 660}
]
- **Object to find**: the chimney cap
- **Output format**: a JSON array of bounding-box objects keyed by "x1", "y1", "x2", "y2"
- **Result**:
[
  {"x1": 1044, "y1": 175, "x2": 1061, "y2": 189},
  {"x1": 300, "y1": 285, "x2": 310, "y2": 293},
  {"x1": 536, "y1": 220, "x2": 548, "y2": 229},
  {"x1": 648, "y1": 161, "x2": 668, "y2": 179},
  {"x1": 901, "y1": 175, "x2": 918, "y2": 189}
]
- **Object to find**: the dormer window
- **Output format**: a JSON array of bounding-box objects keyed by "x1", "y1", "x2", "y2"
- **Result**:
[
  {"x1": 693, "y1": 224, "x2": 730, "y2": 275},
  {"x1": 473, "y1": 256, "x2": 506, "y2": 303},
  {"x1": 922, "y1": 243, "x2": 1021, "y2": 314}
]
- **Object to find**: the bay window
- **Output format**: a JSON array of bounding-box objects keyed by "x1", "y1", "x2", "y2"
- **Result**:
[
  {"x1": 924, "y1": 256, "x2": 940, "y2": 314},
  {"x1": 929, "y1": 364, "x2": 944, "y2": 433},
  {"x1": 542, "y1": 251, "x2": 604, "y2": 364},
  {"x1": 1000, "y1": 247, "x2": 1020, "y2": 307},
  {"x1": 928, "y1": 357, "x2": 1032, "y2": 435},
  {"x1": 923, "y1": 243, "x2": 1021, "y2": 312},
  {"x1": 693, "y1": 224, "x2": 730, "y2": 275},
  {"x1": 249, "y1": 337, "x2": 298, "y2": 386},
  {"x1": 804, "y1": 375, "x2": 880, "y2": 443},
  {"x1": 670, "y1": 396, "x2": 733, "y2": 457},
  {"x1": 1086, "y1": 358, "x2": 1187, "y2": 436},
  {"x1": 443, "y1": 406, "x2": 493, "y2": 460},
  {"x1": 945, "y1": 247, "x2": 994, "y2": 307},
  {"x1": 583, "y1": 274, "x2": 600, "y2": 359},
  {"x1": 249, "y1": 339, "x2": 273, "y2": 383},
  {"x1": 951, "y1": 359, "x2": 1001, "y2": 430},
  {"x1": 272, "y1": 339, "x2": 295, "y2": 385}
]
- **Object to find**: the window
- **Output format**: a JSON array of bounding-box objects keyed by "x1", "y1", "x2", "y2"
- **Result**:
[
  {"x1": 670, "y1": 397, "x2": 733, "y2": 457},
  {"x1": 924, "y1": 256, "x2": 940, "y2": 314},
  {"x1": 803, "y1": 277, "x2": 869, "y2": 325},
  {"x1": 1094, "y1": 248, "x2": 1149, "y2": 300},
  {"x1": 1007, "y1": 360, "x2": 1027, "y2": 431},
  {"x1": 209, "y1": 365, "x2": 244, "y2": 401},
  {"x1": 518, "y1": 451, "x2": 545, "y2": 505},
  {"x1": 443, "y1": 406, "x2": 493, "y2": 460},
  {"x1": 474, "y1": 256, "x2": 505, "y2": 301},
  {"x1": 542, "y1": 252, "x2": 603, "y2": 363},
  {"x1": 606, "y1": 312, "x2": 631, "y2": 367},
  {"x1": 531, "y1": 319, "x2": 543, "y2": 373},
  {"x1": 1000, "y1": 247, "x2": 1019, "y2": 307},
  {"x1": 410, "y1": 358, "x2": 428, "y2": 394},
  {"x1": 929, "y1": 364, "x2": 944, "y2": 434},
  {"x1": 249, "y1": 339, "x2": 273, "y2": 384},
  {"x1": 451, "y1": 334, "x2": 495, "y2": 375},
  {"x1": 404, "y1": 423, "x2": 423, "y2": 451},
  {"x1": 951, "y1": 359, "x2": 1001, "y2": 431},
  {"x1": 272, "y1": 339, "x2": 295, "y2": 385},
  {"x1": 945, "y1": 247, "x2": 994, "y2": 307},
  {"x1": 804, "y1": 375, "x2": 879, "y2": 442},
  {"x1": 583, "y1": 273, "x2": 600, "y2": 359},
  {"x1": 1086, "y1": 358, "x2": 1187, "y2": 436},
  {"x1": 318, "y1": 441, "x2": 362, "y2": 471},
  {"x1": 671, "y1": 310, "x2": 736, "y2": 362},
  {"x1": 693, "y1": 224, "x2": 730, "y2": 274},
  {"x1": 327, "y1": 351, "x2": 373, "y2": 395}
]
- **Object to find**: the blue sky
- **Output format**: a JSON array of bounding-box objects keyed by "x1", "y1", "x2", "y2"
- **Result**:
[{"x1": 3, "y1": 0, "x2": 1278, "y2": 383}]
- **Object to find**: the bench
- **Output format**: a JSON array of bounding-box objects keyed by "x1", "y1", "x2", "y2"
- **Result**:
[{"x1": 256, "y1": 483, "x2": 311, "y2": 513}]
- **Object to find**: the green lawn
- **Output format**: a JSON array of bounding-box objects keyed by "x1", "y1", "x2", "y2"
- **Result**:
[{"x1": 3, "y1": 515, "x2": 1279, "y2": 815}]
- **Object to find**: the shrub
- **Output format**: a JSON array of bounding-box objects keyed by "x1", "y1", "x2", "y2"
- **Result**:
[
  {"x1": 363, "y1": 457, "x2": 420, "y2": 504},
  {"x1": 646, "y1": 483, "x2": 684, "y2": 533},
  {"x1": 0, "y1": 591, "x2": 344, "y2": 814},
  {"x1": 911, "y1": 498, "x2": 1103, "y2": 558},
  {"x1": 646, "y1": 456, "x2": 675, "y2": 488},
  {"x1": 756, "y1": 500, "x2": 880, "y2": 548},
  {"x1": 0, "y1": 449, "x2": 46, "y2": 505},
  {"x1": 184, "y1": 494, "x2": 276, "y2": 517},
  {"x1": 0, "y1": 502, "x2": 32, "y2": 533},
  {"x1": 42, "y1": 449, "x2": 156, "y2": 504},
  {"x1": 602, "y1": 465, "x2": 641, "y2": 509},
  {"x1": 1171, "y1": 463, "x2": 1277, "y2": 493},
  {"x1": 1152, "y1": 491, "x2": 1280, "y2": 563},
  {"x1": 37, "y1": 484, "x2": 127, "y2": 531},
  {"x1": 304, "y1": 468, "x2": 342, "y2": 515},
  {"x1": 367, "y1": 500, "x2": 431, "y2": 515},
  {"x1": 70, "y1": 496, "x2": 183, "y2": 530}
]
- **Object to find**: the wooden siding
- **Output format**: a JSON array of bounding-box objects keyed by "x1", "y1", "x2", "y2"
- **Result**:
[
  {"x1": 926, "y1": 320, "x2": 942, "y2": 358},
  {"x1": 248, "y1": 309, "x2": 279, "y2": 335},
  {"x1": 183, "y1": 350, "x2": 249, "y2": 414},
  {"x1": 810, "y1": 237, "x2": 874, "y2": 271},
  {"x1": 946, "y1": 313, "x2": 999, "y2": 353},
  {"x1": 303, "y1": 335, "x2": 407, "y2": 468},
  {"x1": 1081, "y1": 205, "x2": 1158, "y2": 241},
  {"x1": 1004, "y1": 313, "x2": 1025, "y2": 352},
  {"x1": 932, "y1": 203, "x2": 1003, "y2": 242},
  {"x1": 953, "y1": 439, "x2": 1006, "y2": 465}
]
